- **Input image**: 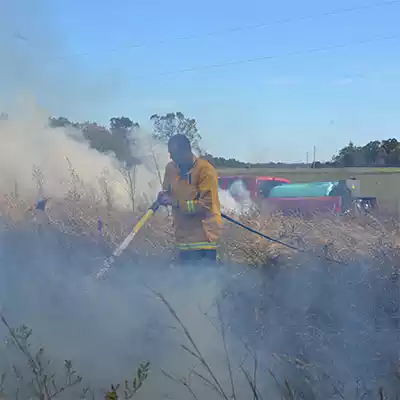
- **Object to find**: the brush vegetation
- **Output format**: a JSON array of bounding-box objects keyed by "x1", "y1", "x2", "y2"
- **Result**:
[{"x1": 0, "y1": 164, "x2": 399, "y2": 399}]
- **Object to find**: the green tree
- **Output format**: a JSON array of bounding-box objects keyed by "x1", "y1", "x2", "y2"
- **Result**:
[
  {"x1": 110, "y1": 117, "x2": 139, "y2": 138},
  {"x1": 361, "y1": 140, "x2": 381, "y2": 165},
  {"x1": 49, "y1": 116, "x2": 72, "y2": 128},
  {"x1": 333, "y1": 141, "x2": 363, "y2": 166},
  {"x1": 150, "y1": 112, "x2": 202, "y2": 152},
  {"x1": 109, "y1": 117, "x2": 141, "y2": 167},
  {"x1": 82, "y1": 123, "x2": 115, "y2": 154},
  {"x1": 381, "y1": 138, "x2": 400, "y2": 165},
  {"x1": 381, "y1": 138, "x2": 398, "y2": 155}
]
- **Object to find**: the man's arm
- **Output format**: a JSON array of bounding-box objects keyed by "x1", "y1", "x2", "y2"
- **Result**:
[
  {"x1": 178, "y1": 165, "x2": 218, "y2": 215},
  {"x1": 157, "y1": 163, "x2": 174, "y2": 206},
  {"x1": 162, "y1": 163, "x2": 171, "y2": 192}
]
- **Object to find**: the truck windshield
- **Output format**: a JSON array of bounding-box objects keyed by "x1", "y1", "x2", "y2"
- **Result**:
[{"x1": 258, "y1": 180, "x2": 288, "y2": 198}]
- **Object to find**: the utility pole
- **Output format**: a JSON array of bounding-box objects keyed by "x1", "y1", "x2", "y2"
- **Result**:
[
  {"x1": 306, "y1": 152, "x2": 309, "y2": 168},
  {"x1": 313, "y1": 145, "x2": 316, "y2": 164}
]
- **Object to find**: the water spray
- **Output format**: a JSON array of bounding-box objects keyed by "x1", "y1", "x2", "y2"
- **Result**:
[
  {"x1": 95, "y1": 200, "x2": 160, "y2": 279},
  {"x1": 94, "y1": 199, "x2": 308, "y2": 280}
]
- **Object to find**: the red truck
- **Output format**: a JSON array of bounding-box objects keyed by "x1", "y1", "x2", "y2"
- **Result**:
[
  {"x1": 218, "y1": 175, "x2": 291, "y2": 201},
  {"x1": 218, "y1": 175, "x2": 375, "y2": 215}
]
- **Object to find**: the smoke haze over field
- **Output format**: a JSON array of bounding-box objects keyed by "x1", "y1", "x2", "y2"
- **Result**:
[
  {"x1": 0, "y1": 221, "x2": 399, "y2": 399},
  {"x1": 0, "y1": 98, "x2": 398, "y2": 399},
  {"x1": 1, "y1": 0, "x2": 160, "y2": 209},
  {"x1": 0, "y1": 226, "x2": 247, "y2": 399},
  {"x1": 0, "y1": 100, "x2": 169, "y2": 209},
  {"x1": 1, "y1": 3, "x2": 399, "y2": 398},
  {"x1": 0, "y1": 96, "x2": 249, "y2": 214},
  {"x1": 0, "y1": 100, "x2": 399, "y2": 397}
]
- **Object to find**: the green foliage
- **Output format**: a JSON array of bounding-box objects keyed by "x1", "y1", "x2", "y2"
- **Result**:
[
  {"x1": 48, "y1": 116, "x2": 141, "y2": 168},
  {"x1": 0, "y1": 314, "x2": 149, "y2": 400},
  {"x1": 203, "y1": 153, "x2": 249, "y2": 168},
  {"x1": 44, "y1": 112, "x2": 400, "y2": 169},
  {"x1": 45, "y1": 112, "x2": 306, "y2": 168},
  {"x1": 109, "y1": 117, "x2": 139, "y2": 137},
  {"x1": 333, "y1": 138, "x2": 400, "y2": 167},
  {"x1": 48, "y1": 117, "x2": 72, "y2": 128},
  {"x1": 150, "y1": 112, "x2": 202, "y2": 152},
  {"x1": 104, "y1": 362, "x2": 150, "y2": 400},
  {"x1": 0, "y1": 314, "x2": 84, "y2": 399}
]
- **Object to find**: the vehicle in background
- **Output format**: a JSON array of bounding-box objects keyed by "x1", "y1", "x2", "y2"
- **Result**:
[
  {"x1": 218, "y1": 175, "x2": 290, "y2": 202},
  {"x1": 264, "y1": 178, "x2": 378, "y2": 215},
  {"x1": 256, "y1": 176, "x2": 291, "y2": 197},
  {"x1": 264, "y1": 180, "x2": 354, "y2": 215},
  {"x1": 218, "y1": 175, "x2": 377, "y2": 216}
]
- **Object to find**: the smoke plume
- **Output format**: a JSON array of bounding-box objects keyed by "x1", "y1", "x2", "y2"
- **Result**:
[
  {"x1": 0, "y1": 99, "x2": 168, "y2": 209},
  {"x1": 218, "y1": 179, "x2": 255, "y2": 214},
  {"x1": 0, "y1": 222, "x2": 399, "y2": 399},
  {"x1": 0, "y1": 3, "x2": 399, "y2": 397}
]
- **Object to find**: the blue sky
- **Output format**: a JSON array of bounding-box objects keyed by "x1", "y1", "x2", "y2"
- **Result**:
[{"x1": 2, "y1": 0, "x2": 400, "y2": 162}]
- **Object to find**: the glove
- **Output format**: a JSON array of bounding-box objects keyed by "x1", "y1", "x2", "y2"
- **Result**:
[
  {"x1": 157, "y1": 191, "x2": 172, "y2": 206},
  {"x1": 35, "y1": 198, "x2": 50, "y2": 212}
]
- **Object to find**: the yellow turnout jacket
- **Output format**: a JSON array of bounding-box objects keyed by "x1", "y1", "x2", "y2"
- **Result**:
[{"x1": 162, "y1": 157, "x2": 222, "y2": 251}]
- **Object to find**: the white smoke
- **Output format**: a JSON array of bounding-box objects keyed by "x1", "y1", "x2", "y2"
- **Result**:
[
  {"x1": 0, "y1": 98, "x2": 169, "y2": 210},
  {"x1": 1, "y1": 223, "x2": 399, "y2": 399},
  {"x1": 218, "y1": 179, "x2": 255, "y2": 215}
]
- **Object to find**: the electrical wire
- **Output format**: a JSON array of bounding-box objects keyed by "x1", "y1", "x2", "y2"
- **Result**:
[
  {"x1": 22, "y1": 0, "x2": 400, "y2": 61},
  {"x1": 130, "y1": 34, "x2": 398, "y2": 78}
]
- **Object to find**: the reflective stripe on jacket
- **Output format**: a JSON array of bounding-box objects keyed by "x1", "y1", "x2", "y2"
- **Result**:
[{"x1": 162, "y1": 157, "x2": 222, "y2": 250}]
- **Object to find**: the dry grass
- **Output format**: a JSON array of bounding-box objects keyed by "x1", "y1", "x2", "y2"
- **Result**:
[
  {"x1": 3, "y1": 194, "x2": 400, "y2": 269},
  {"x1": 1, "y1": 165, "x2": 400, "y2": 399},
  {"x1": 2, "y1": 177, "x2": 400, "y2": 278},
  {"x1": 1, "y1": 292, "x2": 400, "y2": 399},
  {"x1": 0, "y1": 314, "x2": 150, "y2": 400}
]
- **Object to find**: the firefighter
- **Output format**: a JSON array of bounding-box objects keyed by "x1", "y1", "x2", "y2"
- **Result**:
[{"x1": 157, "y1": 134, "x2": 222, "y2": 263}]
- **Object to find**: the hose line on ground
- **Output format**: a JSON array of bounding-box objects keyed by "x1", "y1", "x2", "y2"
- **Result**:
[{"x1": 221, "y1": 212, "x2": 303, "y2": 252}]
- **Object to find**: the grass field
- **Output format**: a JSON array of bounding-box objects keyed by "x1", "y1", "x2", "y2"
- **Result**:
[
  {"x1": 1, "y1": 166, "x2": 400, "y2": 398},
  {"x1": 218, "y1": 166, "x2": 400, "y2": 215}
]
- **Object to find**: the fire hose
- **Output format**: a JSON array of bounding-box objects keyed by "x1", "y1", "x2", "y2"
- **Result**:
[
  {"x1": 95, "y1": 201, "x2": 305, "y2": 279},
  {"x1": 95, "y1": 200, "x2": 160, "y2": 279}
]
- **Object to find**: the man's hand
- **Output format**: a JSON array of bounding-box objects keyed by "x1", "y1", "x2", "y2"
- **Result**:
[{"x1": 157, "y1": 191, "x2": 172, "y2": 206}]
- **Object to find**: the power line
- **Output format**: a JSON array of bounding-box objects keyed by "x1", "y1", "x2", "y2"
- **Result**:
[
  {"x1": 39, "y1": 0, "x2": 400, "y2": 61},
  {"x1": 132, "y1": 34, "x2": 398, "y2": 78}
]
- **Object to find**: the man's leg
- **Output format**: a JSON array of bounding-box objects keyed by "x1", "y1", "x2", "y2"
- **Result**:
[
  {"x1": 179, "y1": 250, "x2": 203, "y2": 263},
  {"x1": 202, "y1": 249, "x2": 217, "y2": 261},
  {"x1": 179, "y1": 249, "x2": 217, "y2": 264}
]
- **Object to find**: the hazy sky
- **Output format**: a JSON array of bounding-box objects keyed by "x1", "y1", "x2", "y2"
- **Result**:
[{"x1": 1, "y1": 0, "x2": 400, "y2": 162}]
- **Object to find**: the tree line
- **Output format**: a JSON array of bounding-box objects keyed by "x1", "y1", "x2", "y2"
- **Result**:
[
  {"x1": 1, "y1": 111, "x2": 398, "y2": 168},
  {"x1": 48, "y1": 112, "x2": 203, "y2": 168},
  {"x1": 329, "y1": 139, "x2": 400, "y2": 167}
]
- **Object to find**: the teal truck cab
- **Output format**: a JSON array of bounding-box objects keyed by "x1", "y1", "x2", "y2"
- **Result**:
[{"x1": 218, "y1": 175, "x2": 376, "y2": 215}]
